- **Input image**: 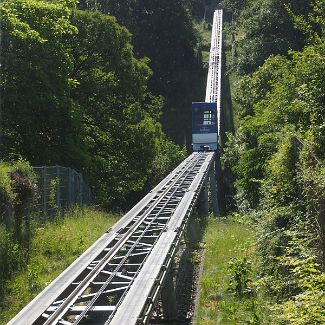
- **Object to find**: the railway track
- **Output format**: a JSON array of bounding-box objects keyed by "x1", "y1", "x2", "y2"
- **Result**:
[
  {"x1": 205, "y1": 9, "x2": 223, "y2": 134},
  {"x1": 9, "y1": 151, "x2": 214, "y2": 325}
]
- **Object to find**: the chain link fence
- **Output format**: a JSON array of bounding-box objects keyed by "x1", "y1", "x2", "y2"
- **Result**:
[{"x1": 33, "y1": 166, "x2": 91, "y2": 214}]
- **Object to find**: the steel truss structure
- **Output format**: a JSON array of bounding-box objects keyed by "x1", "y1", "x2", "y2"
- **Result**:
[
  {"x1": 205, "y1": 9, "x2": 223, "y2": 134},
  {"x1": 9, "y1": 152, "x2": 215, "y2": 325}
]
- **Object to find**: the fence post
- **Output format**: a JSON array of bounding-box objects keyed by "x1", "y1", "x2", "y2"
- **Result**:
[
  {"x1": 56, "y1": 166, "x2": 61, "y2": 211},
  {"x1": 80, "y1": 175, "x2": 83, "y2": 205},
  {"x1": 68, "y1": 167, "x2": 72, "y2": 206},
  {"x1": 42, "y1": 167, "x2": 47, "y2": 214}
]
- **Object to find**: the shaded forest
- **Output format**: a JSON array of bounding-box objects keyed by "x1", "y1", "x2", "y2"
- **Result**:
[{"x1": 79, "y1": 0, "x2": 205, "y2": 143}]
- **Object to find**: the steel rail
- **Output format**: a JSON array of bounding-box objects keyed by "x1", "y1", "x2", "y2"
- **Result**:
[{"x1": 102, "y1": 155, "x2": 206, "y2": 324}]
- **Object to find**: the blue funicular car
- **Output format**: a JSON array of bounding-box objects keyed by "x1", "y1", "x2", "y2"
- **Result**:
[{"x1": 192, "y1": 102, "x2": 218, "y2": 151}]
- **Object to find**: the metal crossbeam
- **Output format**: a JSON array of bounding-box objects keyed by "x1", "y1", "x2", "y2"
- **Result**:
[
  {"x1": 9, "y1": 152, "x2": 214, "y2": 325},
  {"x1": 205, "y1": 9, "x2": 223, "y2": 134}
]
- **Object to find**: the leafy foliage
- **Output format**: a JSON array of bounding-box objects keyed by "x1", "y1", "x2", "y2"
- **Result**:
[
  {"x1": 68, "y1": 9, "x2": 175, "y2": 206},
  {"x1": 0, "y1": 0, "x2": 186, "y2": 208},
  {"x1": 228, "y1": 256, "x2": 253, "y2": 298},
  {"x1": 224, "y1": 35, "x2": 325, "y2": 210},
  {"x1": 0, "y1": 160, "x2": 37, "y2": 296},
  {"x1": 223, "y1": 0, "x2": 315, "y2": 73},
  {"x1": 0, "y1": 0, "x2": 79, "y2": 164},
  {"x1": 222, "y1": 1, "x2": 325, "y2": 323},
  {"x1": 79, "y1": 0, "x2": 204, "y2": 147}
]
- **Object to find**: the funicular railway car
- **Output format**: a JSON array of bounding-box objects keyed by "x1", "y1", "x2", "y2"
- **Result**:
[{"x1": 192, "y1": 102, "x2": 218, "y2": 151}]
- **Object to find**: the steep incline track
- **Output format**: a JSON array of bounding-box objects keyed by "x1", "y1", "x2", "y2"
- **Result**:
[
  {"x1": 9, "y1": 152, "x2": 214, "y2": 325},
  {"x1": 205, "y1": 9, "x2": 223, "y2": 134}
]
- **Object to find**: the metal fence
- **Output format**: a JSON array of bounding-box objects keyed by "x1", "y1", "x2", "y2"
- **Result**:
[{"x1": 33, "y1": 166, "x2": 91, "y2": 214}]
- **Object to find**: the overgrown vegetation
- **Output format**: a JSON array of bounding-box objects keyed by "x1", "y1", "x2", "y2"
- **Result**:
[
  {"x1": 0, "y1": 207, "x2": 119, "y2": 324},
  {"x1": 219, "y1": 0, "x2": 325, "y2": 323},
  {"x1": 197, "y1": 218, "x2": 266, "y2": 324},
  {"x1": 0, "y1": 160, "x2": 38, "y2": 294}
]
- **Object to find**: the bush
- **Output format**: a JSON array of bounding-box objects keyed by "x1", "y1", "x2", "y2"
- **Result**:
[
  {"x1": 0, "y1": 159, "x2": 38, "y2": 293},
  {"x1": 0, "y1": 225, "x2": 19, "y2": 294},
  {"x1": 228, "y1": 256, "x2": 254, "y2": 298},
  {"x1": 0, "y1": 159, "x2": 37, "y2": 227},
  {"x1": 0, "y1": 165, "x2": 15, "y2": 226}
]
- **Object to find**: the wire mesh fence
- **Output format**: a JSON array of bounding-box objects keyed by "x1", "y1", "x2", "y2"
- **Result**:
[{"x1": 33, "y1": 166, "x2": 91, "y2": 215}]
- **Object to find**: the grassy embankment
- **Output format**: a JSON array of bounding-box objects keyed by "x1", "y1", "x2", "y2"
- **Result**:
[
  {"x1": 197, "y1": 217, "x2": 269, "y2": 324},
  {"x1": 0, "y1": 208, "x2": 120, "y2": 325}
]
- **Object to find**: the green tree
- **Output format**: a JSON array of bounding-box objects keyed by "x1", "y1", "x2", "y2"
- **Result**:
[
  {"x1": 0, "y1": 0, "x2": 185, "y2": 209},
  {"x1": 69, "y1": 10, "x2": 184, "y2": 206},
  {"x1": 79, "y1": 0, "x2": 204, "y2": 147},
  {"x1": 0, "y1": 0, "x2": 82, "y2": 165},
  {"x1": 234, "y1": 0, "x2": 314, "y2": 73},
  {"x1": 224, "y1": 29, "x2": 325, "y2": 209}
]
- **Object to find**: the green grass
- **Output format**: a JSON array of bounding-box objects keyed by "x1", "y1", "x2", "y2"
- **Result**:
[
  {"x1": 197, "y1": 217, "x2": 268, "y2": 324},
  {"x1": 0, "y1": 207, "x2": 120, "y2": 324}
]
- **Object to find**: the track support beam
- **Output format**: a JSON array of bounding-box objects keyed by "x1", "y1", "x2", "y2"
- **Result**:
[
  {"x1": 198, "y1": 178, "x2": 209, "y2": 217},
  {"x1": 209, "y1": 159, "x2": 220, "y2": 216},
  {"x1": 161, "y1": 266, "x2": 177, "y2": 321}
]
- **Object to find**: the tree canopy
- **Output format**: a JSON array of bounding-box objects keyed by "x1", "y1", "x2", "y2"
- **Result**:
[
  {"x1": 223, "y1": 0, "x2": 315, "y2": 73},
  {"x1": 78, "y1": 0, "x2": 205, "y2": 147},
  {"x1": 0, "y1": 0, "x2": 187, "y2": 207}
]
